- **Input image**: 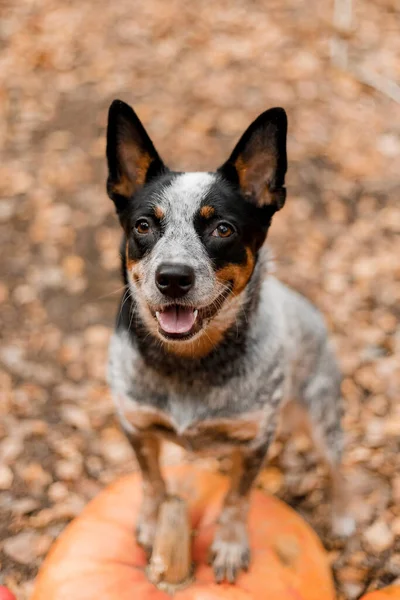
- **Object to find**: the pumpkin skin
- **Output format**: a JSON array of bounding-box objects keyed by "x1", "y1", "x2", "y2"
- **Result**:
[
  {"x1": 0, "y1": 587, "x2": 16, "y2": 600},
  {"x1": 361, "y1": 588, "x2": 400, "y2": 599},
  {"x1": 32, "y1": 465, "x2": 335, "y2": 600}
]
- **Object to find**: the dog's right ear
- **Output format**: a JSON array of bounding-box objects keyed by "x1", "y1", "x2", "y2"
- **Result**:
[{"x1": 106, "y1": 100, "x2": 166, "y2": 212}]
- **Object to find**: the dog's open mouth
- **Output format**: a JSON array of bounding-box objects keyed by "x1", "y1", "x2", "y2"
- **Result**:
[
  {"x1": 153, "y1": 288, "x2": 231, "y2": 341},
  {"x1": 156, "y1": 306, "x2": 199, "y2": 337}
]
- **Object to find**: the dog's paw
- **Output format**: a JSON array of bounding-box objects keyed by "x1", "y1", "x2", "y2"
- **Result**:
[
  {"x1": 135, "y1": 487, "x2": 166, "y2": 556},
  {"x1": 136, "y1": 496, "x2": 164, "y2": 555},
  {"x1": 332, "y1": 513, "x2": 356, "y2": 538},
  {"x1": 209, "y1": 524, "x2": 250, "y2": 583},
  {"x1": 135, "y1": 513, "x2": 158, "y2": 556}
]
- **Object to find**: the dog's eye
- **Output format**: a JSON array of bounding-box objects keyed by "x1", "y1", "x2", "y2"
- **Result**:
[
  {"x1": 135, "y1": 219, "x2": 151, "y2": 234},
  {"x1": 212, "y1": 223, "x2": 234, "y2": 238}
]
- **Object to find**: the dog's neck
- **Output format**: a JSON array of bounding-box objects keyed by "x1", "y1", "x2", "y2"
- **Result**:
[{"x1": 118, "y1": 248, "x2": 269, "y2": 383}]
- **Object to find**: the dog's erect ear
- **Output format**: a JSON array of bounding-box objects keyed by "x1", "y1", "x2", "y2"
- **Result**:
[
  {"x1": 218, "y1": 108, "x2": 287, "y2": 211},
  {"x1": 106, "y1": 100, "x2": 166, "y2": 211}
]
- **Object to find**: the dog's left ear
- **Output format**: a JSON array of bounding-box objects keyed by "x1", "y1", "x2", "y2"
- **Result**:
[
  {"x1": 106, "y1": 99, "x2": 167, "y2": 212},
  {"x1": 218, "y1": 108, "x2": 287, "y2": 211}
]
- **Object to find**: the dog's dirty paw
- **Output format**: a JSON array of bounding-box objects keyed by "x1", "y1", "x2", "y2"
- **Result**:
[
  {"x1": 135, "y1": 486, "x2": 166, "y2": 556},
  {"x1": 136, "y1": 514, "x2": 159, "y2": 556},
  {"x1": 136, "y1": 496, "x2": 164, "y2": 555},
  {"x1": 209, "y1": 525, "x2": 250, "y2": 583}
]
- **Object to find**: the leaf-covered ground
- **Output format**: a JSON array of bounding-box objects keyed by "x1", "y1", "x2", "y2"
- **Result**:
[{"x1": 0, "y1": 1, "x2": 399, "y2": 598}]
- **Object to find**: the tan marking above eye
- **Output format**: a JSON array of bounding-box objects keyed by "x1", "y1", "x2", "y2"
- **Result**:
[
  {"x1": 154, "y1": 205, "x2": 165, "y2": 220},
  {"x1": 200, "y1": 205, "x2": 215, "y2": 219}
]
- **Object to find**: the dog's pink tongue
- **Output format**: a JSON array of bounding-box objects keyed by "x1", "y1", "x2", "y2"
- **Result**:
[{"x1": 158, "y1": 306, "x2": 196, "y2": 334}]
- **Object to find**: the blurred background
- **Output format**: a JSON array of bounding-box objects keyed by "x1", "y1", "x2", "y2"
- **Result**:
[{"x1": 0, "y1": 1, "x2": 399, "y2": 598}]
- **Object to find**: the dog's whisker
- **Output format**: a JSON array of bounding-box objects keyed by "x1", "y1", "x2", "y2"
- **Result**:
[
  {"x1": 96, "y1": 284, "x2": 127, "y2": 301},
  {"x1": 116, "y1": 288, "x2": 131, "y2": 322}
]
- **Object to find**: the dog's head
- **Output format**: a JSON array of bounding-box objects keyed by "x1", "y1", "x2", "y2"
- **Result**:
[{"x1": 106, "y1": 100, "x2": 287, "y2": 357}]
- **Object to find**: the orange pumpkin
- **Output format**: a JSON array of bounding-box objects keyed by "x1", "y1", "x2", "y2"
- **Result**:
[
  {"x1": 0, "y1": 587, "x2": 16, "y2": 600},
  {"x1": 32, "y1": 465, "x2": 335, "y2": 600},
  {"x1": 360, "y1": 588, "x2": 400, "y2": 599}
]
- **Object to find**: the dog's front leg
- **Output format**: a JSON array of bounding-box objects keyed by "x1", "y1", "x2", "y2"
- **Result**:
[
  {"x1": 124, "y1": 431, "x2": 166, "y2": 555},
  {"x1": 210, "y1": 425, "x2": 277, "y2": 583}
]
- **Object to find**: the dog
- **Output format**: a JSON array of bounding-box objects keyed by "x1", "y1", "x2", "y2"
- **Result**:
[{"x1": 106, "y1": 99, "x2": 355, "y2": 583}]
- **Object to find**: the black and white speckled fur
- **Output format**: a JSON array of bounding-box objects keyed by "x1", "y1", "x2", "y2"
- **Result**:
[{"x1": 106, "y1": 100, "x2": 355, "y2": 583}]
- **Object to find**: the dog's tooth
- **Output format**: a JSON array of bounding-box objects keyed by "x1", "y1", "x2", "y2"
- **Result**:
[
  {"x1": 156, "y1": 311, "x2": 160, "y2": 322},
  {"x1": 193, "y1": 309, "x2": 198, "y2": 321}
]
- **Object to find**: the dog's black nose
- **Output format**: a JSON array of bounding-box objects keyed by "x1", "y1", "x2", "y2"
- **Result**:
[{"x1": 155, "y1": 263, "x2": 195, "y2": 298}]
